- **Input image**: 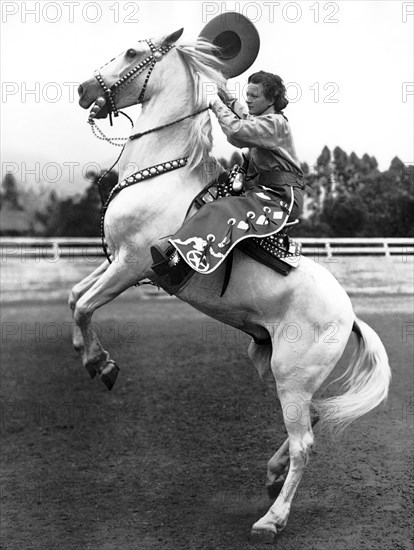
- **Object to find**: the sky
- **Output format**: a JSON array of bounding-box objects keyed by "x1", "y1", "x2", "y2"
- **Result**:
[{"x1": 1, "y1": 0, "x2": 413, "y2": 194}]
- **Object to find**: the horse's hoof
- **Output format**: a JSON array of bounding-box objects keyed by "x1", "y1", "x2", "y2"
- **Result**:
[
  {"x1": 99, "y1": 360, "x2": 119, "y2": 391},
  {"x1": 250, "y1": 528, "x2": 276, "y2": 545},
  {"x1": 84, "y1": 363, "x2": 97, "y2": 379}
]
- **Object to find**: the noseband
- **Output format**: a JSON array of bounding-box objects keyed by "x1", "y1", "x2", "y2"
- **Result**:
[
  {"x1": 94, "y1": 39, "x2": 174, "y2": 124},
  {"x1": 89, "y1": 37, "x2": 211, "y2": 264}
]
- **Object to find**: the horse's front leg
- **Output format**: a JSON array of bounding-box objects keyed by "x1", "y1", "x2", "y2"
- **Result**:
[
  {"x1": 73, "y1": 258, "x2": 149, "y2": 390},
  {"x1": 68, "y1": 260, "x2": 110, "y2": 353}
]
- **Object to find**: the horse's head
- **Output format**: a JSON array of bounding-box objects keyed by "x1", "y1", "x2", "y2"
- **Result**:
[{"x1": 78, "y1": 28, "x2": 184, "y2": 119}]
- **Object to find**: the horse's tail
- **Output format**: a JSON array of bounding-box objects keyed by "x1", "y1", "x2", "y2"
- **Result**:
[{"x1": 314, "y1": 317, "x2": 391, "y2": 438}]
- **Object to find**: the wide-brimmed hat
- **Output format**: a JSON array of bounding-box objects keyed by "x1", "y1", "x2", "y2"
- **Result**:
[{"x1": 198, "y1": 12, "x2": 260, "y2": 78}]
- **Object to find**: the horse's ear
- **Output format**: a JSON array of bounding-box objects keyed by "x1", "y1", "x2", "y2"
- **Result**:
[{"x1": 162, "y1": 28, "x2": 184, "y2": 46}]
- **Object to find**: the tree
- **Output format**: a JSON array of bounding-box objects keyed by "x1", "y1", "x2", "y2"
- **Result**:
[
  {"x1": 317, "y1": 145, "x2": 331, "y2": 168},
  {"x1": 42, "y1": 170, "x2": 118, "y2": 237},
  {"x1": 358, "y1": 171, "x2": 414, "y2": 236},
  {"x1": 321, "y1": 194, "x2": 367, "y2": 236},
  {"x1": 1, "y1": 172, "x2": 23, "y2": 210},
  {"x1": 333, "y1": 146, "x2": 348, "y2": 172},
  {"x1": 298, "y1": 148, "x2": 413, "y2": 237}
]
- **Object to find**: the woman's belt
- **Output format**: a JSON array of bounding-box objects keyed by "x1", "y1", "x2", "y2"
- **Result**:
[{"x1": 258, "y1": 170, "x2": 305, "y2": 190}]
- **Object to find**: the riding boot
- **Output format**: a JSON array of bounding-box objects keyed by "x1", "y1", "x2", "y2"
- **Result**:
[
  {"x1": 150, "y1": 244, "x2": 194, "y2": 294},
  {"x1": 150, "y1": 244, "x2": 178, "y2": 276}
]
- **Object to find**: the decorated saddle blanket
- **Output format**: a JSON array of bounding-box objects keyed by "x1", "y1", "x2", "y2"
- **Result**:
[{"x1": 169, "y1": 172, "x2": 299, "y2": 274}]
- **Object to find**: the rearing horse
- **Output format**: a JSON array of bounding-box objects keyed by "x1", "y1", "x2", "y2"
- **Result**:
[{"x1": 73, "y1": 28, "x2": 391, "y2": 542}]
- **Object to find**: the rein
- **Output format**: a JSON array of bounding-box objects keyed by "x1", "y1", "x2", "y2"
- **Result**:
[
  {"x1": 88, "y1": 107, "x2": 209, "y2": 146},
  {"x1": 87, "y1": 37, "x2": 211, "y2": 264},
  {"x1": 88, "y1": 37, "x2": 209, "y2": 145},
  {"x1": 129, "y1": 108, "x2": 209, "y2": 141}
]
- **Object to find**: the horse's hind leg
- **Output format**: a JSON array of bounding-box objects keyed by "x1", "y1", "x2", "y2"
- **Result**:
[
  {"x1": 266, "y1": 438, "x2": 290, "y2": 499},
  {"x1": 266, "y1": 413, "x2": 320, "y2": 500},
  {"x1": 248, "y1": 341, "x2": 290, "y2": 499},
  {"x1": 248, "y1": 340, "x2": 274, "y2": 391},
  {"x1": 251, "y1": 371, "x2": 316, "y2": 542},
  {"x1": 250, "y1": 327, "x2": 349, "y2": 543},
  {"x1": 68, "y1": 260, "x2": 110, "y2": 353}
]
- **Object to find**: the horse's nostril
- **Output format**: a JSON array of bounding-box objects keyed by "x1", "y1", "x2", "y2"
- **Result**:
[{"x1": 78, "y1": 84, "x2": 84, "y2": 97}]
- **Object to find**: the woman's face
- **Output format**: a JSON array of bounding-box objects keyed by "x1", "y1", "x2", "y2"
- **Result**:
[{"x1": 245, "y1": 83, "x2": 274, "y2": 116}]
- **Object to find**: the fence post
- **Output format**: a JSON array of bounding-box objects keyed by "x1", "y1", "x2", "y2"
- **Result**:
[{"x1": 325, "y1": 241, "x2": 333, "y2": 259}]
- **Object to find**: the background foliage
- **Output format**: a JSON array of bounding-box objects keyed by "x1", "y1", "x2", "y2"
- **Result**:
[{"x1": 1, "y1": 147, "x2": 413, "y2": 237}]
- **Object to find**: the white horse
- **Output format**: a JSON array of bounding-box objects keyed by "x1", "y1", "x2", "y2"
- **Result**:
[{"x1": 73, "y1": 29, "x2": 391, "y2": 542}]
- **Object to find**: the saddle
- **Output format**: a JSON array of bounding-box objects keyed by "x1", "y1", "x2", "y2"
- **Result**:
[
  {"x1": 192, "y1": 166, "x2": 301, "y2": 273},
  {"x1": 151, "y1": 165, "x2": 302, "y2": 295}
]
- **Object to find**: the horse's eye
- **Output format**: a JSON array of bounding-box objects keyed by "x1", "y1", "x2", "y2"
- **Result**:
[{"x1": 126, "y1": 48, "x2": 136, "y2": 58}]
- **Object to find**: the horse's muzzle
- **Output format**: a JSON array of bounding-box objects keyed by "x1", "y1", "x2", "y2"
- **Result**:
[{"x1": 77, "y1": 78, "x2": 100, "y2": 109}]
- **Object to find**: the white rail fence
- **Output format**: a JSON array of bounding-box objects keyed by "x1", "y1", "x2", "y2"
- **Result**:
[{"x1": 0, "y1": 237, "x2": 413, "y2": 260}]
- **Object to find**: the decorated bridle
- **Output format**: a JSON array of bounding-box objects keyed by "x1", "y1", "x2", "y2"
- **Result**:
[
  {"x1": 86, "y1": 36, "x2": 209, "y2": 264},
  {"x1": 91, "y1": 38, "x2": 174, "y2": 125}
]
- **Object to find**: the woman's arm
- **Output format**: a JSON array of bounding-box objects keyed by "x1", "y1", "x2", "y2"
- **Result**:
[
  {"x1": 227, "y1": 97, "x2": 249, "y2": 119},
  {"x1": 210, "y1": 96, "x2": 280, "y2": 149},
  {"x1": 218, "y1": 89, "x2": 249, "y2": 119}
]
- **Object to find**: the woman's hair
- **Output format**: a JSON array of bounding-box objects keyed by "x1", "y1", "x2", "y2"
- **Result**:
[{"x1": 248, "y1": 71, "x2": 289, "y2": 112}]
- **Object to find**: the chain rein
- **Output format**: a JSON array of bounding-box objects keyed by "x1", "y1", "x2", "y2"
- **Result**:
[
  {"x1": 91, "y1": 38, "x2": 174, "y2": 261},
  {"x1": 88, "y1": 39, "x2": 210, "y2": 263}
]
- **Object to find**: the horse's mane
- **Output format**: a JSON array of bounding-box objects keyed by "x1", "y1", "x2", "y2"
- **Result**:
[{"x1": 175, "y1": 40, "x2": 227, "y2": 175}]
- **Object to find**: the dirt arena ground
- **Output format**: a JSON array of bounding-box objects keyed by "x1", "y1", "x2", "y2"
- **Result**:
[{"x1": 1, "y1": 288, "x2": 413, "y2": 550}]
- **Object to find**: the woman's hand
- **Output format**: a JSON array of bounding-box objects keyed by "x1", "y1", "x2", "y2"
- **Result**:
[
  {"x1": 217, "y1": 86, "x2": 235, "y2": 107},
  {"x1": 208, "y1": 92, "x2": 221, "y2": 108},
  {"x1": 203, "y1": 82, "x2": 221, "y2": 108},
  {"x1": 204, "y1": 83, "x2": 235, "y2": 108}
]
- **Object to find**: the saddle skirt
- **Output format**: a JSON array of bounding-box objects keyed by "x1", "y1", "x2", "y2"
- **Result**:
[{"x1": 168, "y1": 170, "x2": 302, "y2": 275}]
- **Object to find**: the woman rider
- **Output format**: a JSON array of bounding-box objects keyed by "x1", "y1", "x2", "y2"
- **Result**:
[
  {"x1": 213, "y1": 70, "x2": 303, "y2": 220},
  {"x1": 151, "y1": 70, "x2": 304, "y2": 283}
]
